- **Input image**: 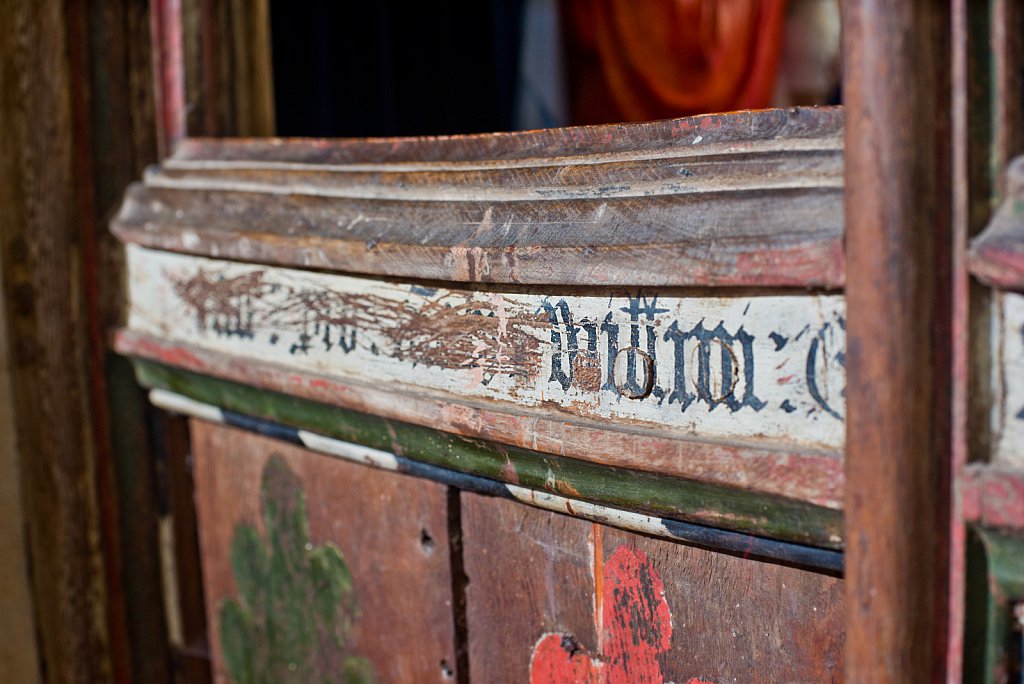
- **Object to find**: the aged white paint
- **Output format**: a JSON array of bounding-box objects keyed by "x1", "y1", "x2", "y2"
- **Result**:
[
  {"x1": 993, "y1": 292, "x2": 1024, "y2": 467},
  {"x1": 127, "y1": 246, "x2": 847, "y2": 450}
]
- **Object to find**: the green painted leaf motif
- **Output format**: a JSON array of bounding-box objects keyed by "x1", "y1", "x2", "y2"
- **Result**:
[
  {"x1": 230, "y1": 525, "x2": 268, "y2": 611},
  {"x1": 219, "y1": 455, "x2": 373, "y2": 683},
  {"x1": 219, "y1": 599, "x2": 256, "y2": 684},
  {"x1": 343, "y1": 656, "x2": 375, "y2": 684}
]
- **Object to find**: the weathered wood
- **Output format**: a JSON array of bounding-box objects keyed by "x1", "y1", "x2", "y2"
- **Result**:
[
  {"x1": 1, "y1": 0, "x2": 119, "y2": 680},
  {"x1": 190, "y1": 420, "x2": 460, "y2": 683},
  {"x1": 132, "y1": 360, "x2": 845, "y2": 547},
  {"x1": 150, "y1": 386, "x2": 844, "y2": 571},
  {"x1": 962, "y1": 464, "x2": 1024, "y2": 529},
  {"x1": 151, "y1": 0, "x2": 186, "y2": 157},
  {"x1": 154, "y1": 412, "x2": 212, "y2": 683},
  {"x1": 462, "y1": 493, "x2": 844, "y2": 683},
  {"x1": 989, "y1": 291, "x2": 1024, "y2": 468},
  {"x1": 970, "y1": 157, "x2": 1024, "y2": 290},
  {"x1": 125, "y1": 246, "x2": 848, "y2": 453},
  {"x1": 950, "y1": 3, "x2": 1024, "y2": 676},
  {"x1": 842, "y1": 1, "x2": 953, "y2": 681},
  {"x1": 181, "y1": 0, "x2": 274, "y2": 138},
  {"x1": 0, "y1": 219, "x2": 41, "y2": 684},
  {"x1": 462, "y1": 494, "x2": 595, "y2": 683},
  {"x1": 68, "y1": 0, "x2": 174, "y2": 679},
  {"x1": 117, "y1": 328, "x2": 846, "y2": 509},
  {"x1": 111, "y1": 108, "x2": 845, "y2": 288}
]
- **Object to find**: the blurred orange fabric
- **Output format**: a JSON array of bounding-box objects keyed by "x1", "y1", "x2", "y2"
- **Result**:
[{"x1": 563, "y1": 0, "x2": 787, "y2": 123}]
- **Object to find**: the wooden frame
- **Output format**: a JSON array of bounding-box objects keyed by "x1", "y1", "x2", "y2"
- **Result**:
[
  {"x1": 44, "y1": 0, "x2": 1020, "y2": 680},
  {"x1": 113, "y1": 109, "x2": 849, "y2": 536}
]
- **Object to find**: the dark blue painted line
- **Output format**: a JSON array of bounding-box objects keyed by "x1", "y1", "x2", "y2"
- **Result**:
[
  {"x1": 661, "y1": 518, "x2": 843, "y2": 575},
  {"x1": 394, "y1": 459, "x2": 512, "y2": 499},
  {"x1": 223, "y1": 409, "x2": 304, "y2": 445},
  {"x1": 217, "y1": 406, "x2": 843, "y2": 574}
]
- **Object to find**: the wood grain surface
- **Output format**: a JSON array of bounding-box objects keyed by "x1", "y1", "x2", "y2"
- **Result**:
[
  {"x1": 842, "y1": 1, "x2": 953, "y2": 681},
  {"x1": 190, "y1": 420, "x2": 460, "y2": 683},
  {"x1": 462, "y1": 493, "x2": 844, "y2": 683},
  {"x1": 111, "y1": 107, "x2": 844, "y2": 288},
  {"x1": 180, "y1": 0, "x2": 275, "y2": 139},
  {"x1": 462, "y1": 492, "x2": 596, "y2": 683},
  {"x1": 118, "y1": 329, "x2": 846, "y2": 509},
  {"x1": 1, "y1": 1, "x2": 117, "y2": 680}
]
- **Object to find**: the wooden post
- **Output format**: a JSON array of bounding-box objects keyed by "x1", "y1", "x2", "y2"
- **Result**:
[
  {"x1": 0, "y1": 0, "x2": 114, "y2": 680},
  {"x1": 842, "y1": 1, "x2": 953, "y2": 681}
]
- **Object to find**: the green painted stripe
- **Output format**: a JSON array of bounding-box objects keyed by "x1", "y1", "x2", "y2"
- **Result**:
[{"x1": 131, "y1": 358, "x2": 844, "y2": 548}]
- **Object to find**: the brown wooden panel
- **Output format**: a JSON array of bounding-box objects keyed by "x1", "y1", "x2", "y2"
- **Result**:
[
  {"x1": 462, "y1": 493, "x2": 844, "y2": 683},
  {"x1": 462, "y1": 491, "x2": 596, "y2": 683},
  {"x1": 600, "y1": 526, "x2": 844, "y2": 684},
  {"x1": 189, "y1": 420, "x2": 459, "y2": 682}
]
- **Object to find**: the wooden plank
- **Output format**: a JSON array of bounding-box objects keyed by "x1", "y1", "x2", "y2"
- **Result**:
[
  {"x1": 131, "y1": 359, "x2": 846, "y2": 547},
  {"x1": 111, "y1": 108, "x2": 845, "y2": 288},
  {"x1": 462, "y1": 493, "x2": 845, "y2": 683},
  {"x1": 117, "y1": 330, "x2": 845, "y2": 508},
  {"x1": 150, "y1": 386, "x2": 844, "y2": 570},
  {"x1": 68, "y1": 0, "x2": 174, "y2": 679},
  {"x1": 842, "y1": 1, "x2": 953, "y2": 681},
  {"x1": 951, "y1": 2, "x2": 1024, "y2": 676},
  {"x1": 461, "y1": 491, "x2": 596, "y2": 683},
  {"x1": 0, "y1": 0, "x2": 117, "y2": 680},
  {"x1": 151, "y1": 0, "x2": 186, "y2": 157},
  {"x1": 125, "y1": 246, "x2": 848, "y2": 453},
  {"x1": 180, "y1": 0, "x2": 275, "y2": 138},
  {"x1": 155, "y1": 412, "x2": 212, "y2": 683},
  {"x1": 0, "y1": 216, "x2": 41, "y2": 684},
  {"x1": 598, "y1": 526, "x2": 844, "y2": 684},
  {"x1": 189, "y1": 420, "x2": 460, "y2": 683}
]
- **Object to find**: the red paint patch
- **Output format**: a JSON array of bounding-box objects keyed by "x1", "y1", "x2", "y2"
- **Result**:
[
  {"x1": 530, "y1": 634, "x2": 598, "y2": 684},
  {"x1": 529, "y1": 545, "x2": 674, "y2": 684},
  {"x1": 602, "y1": 546, "x2": 672, "y2": 684}
]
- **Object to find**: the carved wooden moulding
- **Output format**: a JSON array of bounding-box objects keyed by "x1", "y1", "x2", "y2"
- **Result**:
[
  {"x1": 970, "y1": 156, "x2": 1024, "y2": 290},
  {"x1": 970, "y1": 157, "x2": 1024, "y2": 471},
  {"x1": 113, "y1": 107, "x2": 844, "y2": 287},
  {"x1": 115, "y1": 107, "x2": 848, "y2": 523}
]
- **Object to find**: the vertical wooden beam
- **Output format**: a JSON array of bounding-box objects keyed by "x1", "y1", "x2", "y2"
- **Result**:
[
  {"x1": 842, "y1": 1, "x2": 953, "y2": 681},
  {"x1": 949, "y1": 1, "x2": 973, "y2": 679},
  {"x1": 151, "y1": 0, "x2": 186, "y2": 156},
  {"x1": 0, "y1": 243, "x2": 41, "y2": 684},
  {"x1": 181, "y1": 0, "x2": 275, "y2": 137},
  {"x1": 0, "y1": 0, "x2": 113, "y2": 680},
  {"x1": 954, "y1": 2, "x2": 1024, "y2": 680}
]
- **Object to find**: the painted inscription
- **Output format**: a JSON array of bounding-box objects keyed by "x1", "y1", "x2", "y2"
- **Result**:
[
  {"x1": 219, "y1": 455, "x2": 373, "y2": 684},
  {"x1": 127, "y1": 246, "x2": 847, "y2": 449}
]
